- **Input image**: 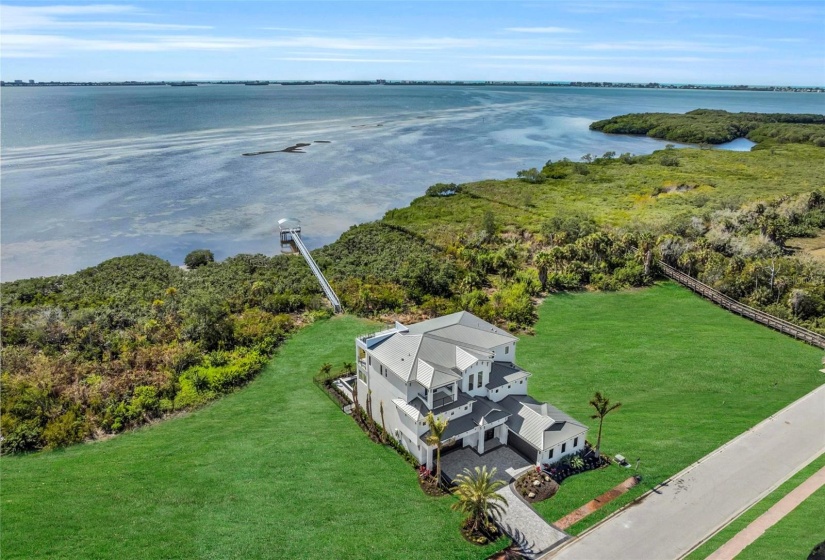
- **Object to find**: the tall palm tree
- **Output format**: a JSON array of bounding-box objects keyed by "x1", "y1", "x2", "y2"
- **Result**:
[
  {"x1": 424, "y1": 411, "x2": 449, "y2": 482},
  {"x1": 589, "y1": 391, "x2": 622, "y2": 456},
  {"x1": 451, "y1": 466, "x2": 509, "y2": 533},
  {"x1": 534, "y1": 251, "x2": 552, "y2": 289}
]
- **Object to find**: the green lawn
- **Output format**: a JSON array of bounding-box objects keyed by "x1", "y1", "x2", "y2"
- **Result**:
[
  {"x1": 0, "y1": 316, "x2": 503, "y2": 560},
  {"x1": 516, "y1": 282, "x2": 824, "y2": 535},
  {"x1": 3, "y1": 284, "x2": 822, "y2": 558},
  {"x1": 737, "y1": 482, "x2": 825, "y2": 560},
  {"x1": 686, "y1": 453, "x2": 825, "y2": 560}
]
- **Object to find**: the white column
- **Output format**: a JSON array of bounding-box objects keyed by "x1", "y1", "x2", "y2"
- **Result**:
[
  {"x1": 426, "y1": 446, "x2": 434, "y2": 471},
  {"x1": 452, "y1": 382, "x2": 458, "y2": 401},
  {"x1": 498, "y1": 425, "x2": 508, "y2": 445},
  {"x1": 477, "y1": 426, "x2": 485, "y2": 454}
]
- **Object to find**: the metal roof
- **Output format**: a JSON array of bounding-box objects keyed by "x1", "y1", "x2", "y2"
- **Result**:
[
  {"x1": 369, "y1": 333, "x2": 423, "y2": 382},
  {"x1": 487, "y1": 362, "x2": 532, "y2": 389},
  {"x1": 420, "y1": 395, "x2": 511, "y2": 442},
  {"x1": 417, "y1": 360, "x2": 462, "y2": 389},
  {"x1": 277, "y1": 218, "x2": 301, "y2": 230},
  {"x1": 499, "y1": 395, "x2": 587, "y2": 451},
  {"x1": 406, "y1": 311, "x2": 517, "y2": 350}
]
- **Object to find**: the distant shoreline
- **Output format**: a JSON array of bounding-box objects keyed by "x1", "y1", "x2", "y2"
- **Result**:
[{"x1": 2, "y1": 80, "x2": 822, "y2": 93}]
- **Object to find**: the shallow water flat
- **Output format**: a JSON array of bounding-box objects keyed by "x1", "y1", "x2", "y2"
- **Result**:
[{"x1": 1, "y1": 85, "x2": 820, "y2": 279}]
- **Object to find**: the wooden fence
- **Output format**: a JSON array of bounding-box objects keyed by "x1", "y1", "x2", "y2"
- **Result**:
[{"x1": 657, "y1": 261, "x2": 825, "y2": 350}]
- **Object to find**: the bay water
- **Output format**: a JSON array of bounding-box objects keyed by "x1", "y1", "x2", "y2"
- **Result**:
[{"x1": 1, "y1": 85, "x2": 821, "y2": 280}]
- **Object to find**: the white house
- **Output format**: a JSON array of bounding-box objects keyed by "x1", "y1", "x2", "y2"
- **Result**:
[{"x1": 354, "y1": 311, "x2": 588, "y2": 470}]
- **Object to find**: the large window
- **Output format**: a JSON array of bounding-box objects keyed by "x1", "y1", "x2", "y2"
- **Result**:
[
  {"x1": 548, "y1": 448, "x2": 554, "y2": 459},
  {"x1": 468, "y1": 373, "x2": 474, "y2": 389},
  {"x1": 505, "y1": 346, "x2": 509, "y2": 354},
  {"x1": 574, "y1": 437, "x2": 579, "y2": 447},
  {"x1": 477, "y1": 372, "x2": 482, "y2": 388},
  {"x1": 561, "y1": 442, "x2": 567, "y2": 453}
]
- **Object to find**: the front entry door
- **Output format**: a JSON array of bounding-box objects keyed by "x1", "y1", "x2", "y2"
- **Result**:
[{"x1": 484, "y1": 428, "x2": 495, "y2": 441}]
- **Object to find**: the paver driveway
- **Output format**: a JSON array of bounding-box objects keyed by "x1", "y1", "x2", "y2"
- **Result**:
[
  {"x1": 441, "y1": 445, "x2": 532, "y2": 482},
  {"x1": 441, "y1": 445, "x2": 569, "y2": 558}
]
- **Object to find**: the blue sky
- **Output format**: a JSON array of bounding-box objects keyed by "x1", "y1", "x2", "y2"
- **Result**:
[{"x1": 1, "y1": 1, "x2": 823, "y2": 85}]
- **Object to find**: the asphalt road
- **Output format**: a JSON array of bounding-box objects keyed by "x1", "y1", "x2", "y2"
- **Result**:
[{"x1": 545, "y1": 384, "x2": 825, "y2": 560}]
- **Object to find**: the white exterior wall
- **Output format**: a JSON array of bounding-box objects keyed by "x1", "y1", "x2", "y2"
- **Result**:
[
  {"x1": 491, "y1": 341, "x2": 517, "y2": 363},
  {"x1": 487, "y1": 378, "x2": 529, "y2": 403},
  {"x1": 541, "y1": 433, "x2": 587, "y2": 465},
  {"x1": 465, "y1": 361, "x2": 491, "y2": 398}
]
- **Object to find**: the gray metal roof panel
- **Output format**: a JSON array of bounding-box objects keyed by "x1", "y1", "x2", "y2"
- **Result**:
[
  {"x1": 499, "y1": 395, "x2": 587, "y2": 451},
  {"x1": 487, "y1": 362, "x2": 531, "y2": 389},
  {"x1": 407, "y1": 311, "x2": 517, "y2": 343},
  {"x1": 422, "y1": 414, "x2": 478, "y2": 442},
  {"x1": 369, "y1": 333, "x2": 423, "y2": 381}
]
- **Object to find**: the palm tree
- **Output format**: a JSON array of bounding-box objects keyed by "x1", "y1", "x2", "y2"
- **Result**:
[
  {"x1": 424, "y1": 411, "x2": 449, "y2": 482},
  {"x1": 534, "y1": 251, "x2": 552, "y2": 289},
  {"x1": 589, "y1": 391, "x2": 622, "y2": 456},
  {"x1": 451, "y1": 466, "x2": 509, "y2": 533}
]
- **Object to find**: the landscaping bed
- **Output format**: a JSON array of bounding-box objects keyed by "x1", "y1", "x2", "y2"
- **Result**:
[
  {"x1": 515, "y1": 468, "x2": 559, "y2": 503},
  {"x1": 543, "y1": 446, "x2": 610, "y2": 484},
  {"x1": 460, "y1": 516, "x2": 503, "y2": 546}
]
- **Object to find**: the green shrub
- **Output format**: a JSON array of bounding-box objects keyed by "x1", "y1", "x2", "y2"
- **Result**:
[
  {"x1": 184, "y1": 249, "x2": 215, "y2": 269},
  {"x1": 42, "y1": 410, "x2": 87, "y2": 449},
  {"x1": 0, "y1": 415, "x2": 43, "y2": 454},
  {"x1": 613, "y1": 263, "x2": 646, "y2": 286}
]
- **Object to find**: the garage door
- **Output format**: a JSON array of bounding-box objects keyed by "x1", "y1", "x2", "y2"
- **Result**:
[{"x1": 507, "y1": 430, "x2": 538, "y2": 464}]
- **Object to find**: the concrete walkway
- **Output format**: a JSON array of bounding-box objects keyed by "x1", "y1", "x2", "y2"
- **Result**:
[
  {"x1": 496, "y1": 484, "x2": 569, "y2": 559},
  {"x1": 545, "y1": 384, "x2": 825, "y2": 560},
  {"x1": 706, "y1": 464, "x2": 825, "y2": 560}
]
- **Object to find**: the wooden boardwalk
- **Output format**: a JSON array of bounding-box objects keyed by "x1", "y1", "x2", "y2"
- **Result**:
[{"x1": 657, "y1": 261, "x2": 825, "y2": 349}]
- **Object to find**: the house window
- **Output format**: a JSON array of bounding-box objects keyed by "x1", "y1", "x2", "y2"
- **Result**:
[
  {"x1": 562, "y1": 443, "x2": 567, "y2": 453},
  {"x1": 477, "y1": 373, "x2": 482, "y2": 388},
  {"x1": 495, "y1": 389, "x2": 499, "y2": 393},
  {"x1": 358, "y1": 371, "x2": 367, "y2": 383},
  {"x1": 368, "y1": 356, "x2": 371, "y2": 366},
  {"x1": 548, "y1": 448, "x2": 554, "y2": 459},
  {"x1": 520, "y1": 380, "x2": 523, "y2": 384},
  {"x1": 505, "y1": 346, "x2": 509, "y2": 354},
  {"x1": 469, "y1": 374, "x2": 474, "y2": 388},
  {"x1": 574, "y1": 437, "x2": 579, "y2": 447}
]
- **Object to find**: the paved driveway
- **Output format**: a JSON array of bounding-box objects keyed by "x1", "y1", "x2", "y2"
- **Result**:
[
  {"x1": 441, "y1": 444, "x2": 533, "y2": 482},
  {"x1": 546, "y1": 384, "x2": 825, "y2": 560}
]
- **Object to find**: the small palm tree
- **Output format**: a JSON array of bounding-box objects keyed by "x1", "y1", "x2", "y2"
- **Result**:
[
  {"x1": 589, "y1": 391, "x2": 622, "y2": 456},
  {"x1": 452, "y1": 466, "x2": 508, "y2": 533},
  {"x1": 424, "y1": 411, "x2": 449, "y2": 482}
]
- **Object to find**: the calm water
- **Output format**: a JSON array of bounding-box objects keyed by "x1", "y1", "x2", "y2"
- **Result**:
[{"x1": 2, "y1": 85, "x2": 822, "y2": 280}]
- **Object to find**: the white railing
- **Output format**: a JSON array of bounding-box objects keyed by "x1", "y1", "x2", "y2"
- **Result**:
[{"x1": 288, "y1": 229, "x2": 342, "y2": 313}]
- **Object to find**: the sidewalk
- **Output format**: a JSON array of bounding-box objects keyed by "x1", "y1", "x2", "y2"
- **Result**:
[{"x1": 706, "y1": 464, "x2": 825, "y2": 560}]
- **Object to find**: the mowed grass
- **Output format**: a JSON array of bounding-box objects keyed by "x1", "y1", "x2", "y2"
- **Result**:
[
  {"x1": 1, "y1": 316, "x2": 504, "y2": 560},
  {"x1": 516, "y1": 282, "x2": 824, "y2": 534},
  {"x1": 686, "y1": 453, "x2": 825, "y2": 560},
  {"x1": 737, "y1": 481, "x2": 825, "y2": 560}
]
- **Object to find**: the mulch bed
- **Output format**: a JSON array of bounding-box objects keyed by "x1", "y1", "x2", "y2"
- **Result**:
[
  {"x1": 486, "y1": 544, "x2": 526, "y2": 560},
  {"x1": 460, "y1": 517, "x2": 503, "y2": 546},
  {"x1": 515, "y1": 469, "x2": 559, "y2": 503},
  {"x1": 419, "y1": 475, "x2": 449, "y2": 497}
]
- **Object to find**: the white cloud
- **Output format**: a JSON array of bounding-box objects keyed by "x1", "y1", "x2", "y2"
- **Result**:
[
  {"x1": 1, "y1": 32, "x2": 484, "y2": 58},
  {"x1": 274, "y1": 57, "x2": 419, "y2": 63},
  {"x1": 504, "y1": 26, "x2": 579, "y2": 33},
  {"x1": 0, "y1": 4, "x2": 209, "y2": 31}
]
